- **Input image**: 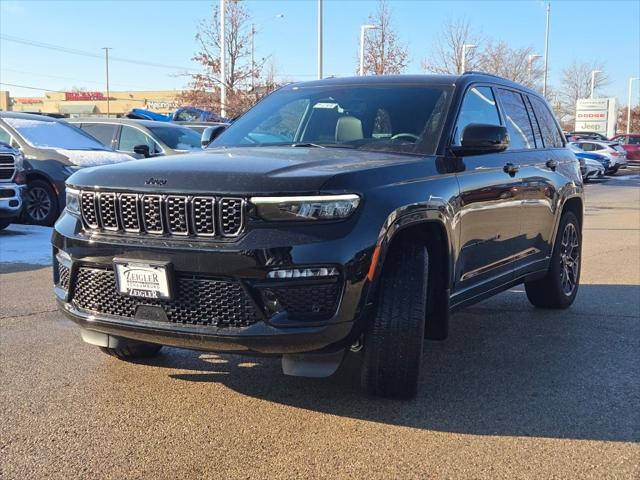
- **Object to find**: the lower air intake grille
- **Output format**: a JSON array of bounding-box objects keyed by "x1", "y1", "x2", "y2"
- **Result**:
[
  {"x1": 270, "y1": 282, "x2": 340, "y2": 320},
  {"x1": 71, "y1": 267, "x2": 261, "y2": 328}
]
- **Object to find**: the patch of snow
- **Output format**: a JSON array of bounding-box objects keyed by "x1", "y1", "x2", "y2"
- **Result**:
[
  {"x1": 0, "y1": 224, "x2": 53, "y2": 266},
  {"x1": 55, "y1": 149, "x2": 135, "y2": 167}
]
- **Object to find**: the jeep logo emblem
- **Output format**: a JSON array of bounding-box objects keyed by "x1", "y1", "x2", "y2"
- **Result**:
[{"x1": 145, "y1": 177, "x2": 167, "y2": 185}]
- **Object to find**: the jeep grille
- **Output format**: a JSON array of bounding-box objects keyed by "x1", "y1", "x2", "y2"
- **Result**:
[{"x1": 79, "y1": 190, "x2": 245, "y2": 238}]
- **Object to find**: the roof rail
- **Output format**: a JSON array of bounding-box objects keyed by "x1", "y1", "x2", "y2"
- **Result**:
[{"x1": 462, "y1": 71, "x2": 507, "y2": 80}]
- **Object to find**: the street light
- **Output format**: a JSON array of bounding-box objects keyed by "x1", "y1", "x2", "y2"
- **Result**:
[
  {"x1": 627, "y1": 77, "x2": 639, "y2": 134},
  {"x1": 528, "y1": 54, "x2": 542, "y2": 83},
  {"x1": 318, "y1": 0, "x2": 323, "y2": 80},
  {"x1": 250, "y1": 13, "x2": 284, "y2": 90},
  {"x1": 220, "y1": 0, "x2": 226, "y2": 118},
  {"x1": 590, "y1": 70, "x2": 601, "y2": 99},
  {"x1": 101, "y1": 47, "x2": 111, "y2": 118},
  {"x1": 359, "y1": 24, "x2": 377, "y2": 76},
  {"x1": 460, "y1": 44, "x2": 477, "y2": 74}
]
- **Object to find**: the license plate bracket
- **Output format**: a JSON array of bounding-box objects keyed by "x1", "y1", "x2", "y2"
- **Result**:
[{"x1": 114, "y1": 259, "x2": 173, "y2": 300}]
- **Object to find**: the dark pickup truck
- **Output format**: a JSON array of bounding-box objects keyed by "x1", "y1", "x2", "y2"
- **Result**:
[{"x1": 53, "y1": 73, "x2": 583, "y2": 398}]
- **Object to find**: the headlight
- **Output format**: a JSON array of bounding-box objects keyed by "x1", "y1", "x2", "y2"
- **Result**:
[
  {"x1": 250, "y1": 194, "x2": 360, "y2": 221},
  {"x1": 65, "y1": 187, "x2": 81, "y2": 216}
]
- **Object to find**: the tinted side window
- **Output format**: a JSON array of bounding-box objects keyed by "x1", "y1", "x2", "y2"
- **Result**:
[
  {"x1": 119, "y1": 126, "x2": 157, "y2": 153},
  {"x1": 524, "y1": 96, "x2": 544, "y2": 148},
  {"x1": 495, "y1": 89, "x2": 535, "y2": 150},
  {"x1": 529, "y1": 95, "x2": 563, "y2": 148},
  {"x1": 453, "y1": 86, "x2": 501, "y2": 145},
  {"x1": 80, "y1": 123, "x2": 117, "y2": 147}
]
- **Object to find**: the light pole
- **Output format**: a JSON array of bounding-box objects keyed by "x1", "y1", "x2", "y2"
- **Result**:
[
  {"x1": 590, "y1": 70, "x2": 601, "y2": 99},
  {"x1": 542, "y1": 1, "x2": 550, "y2": 96},
  {"x1": 627, "y1": 77, "x2": 639, "y2": 134},
  {"x1": 359, "y1": 24, "x2": 377, "y2": 76},
  {"x1": 101, "y1": 47, "x2": 111, "y2": 117},
  {"x1": 220, "y1": 0, "x2": 226, "y2": 118},
  {"x1": 317, "y1": 0, "x2": 323, "y2": 80},
  {"x1": 250, "y1": 14, "x2": 283, "y2": 90},
  {"x1": 528, "y1": 54, "x2": 541, "y2": 83},
  {"x1": 460, "y1": 44, "x2": 477, "y2": 74}
]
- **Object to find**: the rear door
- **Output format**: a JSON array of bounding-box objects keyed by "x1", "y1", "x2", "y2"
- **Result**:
[{"x1": 78, "y1": 123, "x2": 118, "y2": 149}]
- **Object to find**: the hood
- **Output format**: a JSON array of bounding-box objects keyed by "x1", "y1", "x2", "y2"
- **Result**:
[
  {"x1": 68, "y1": 146, "x2": 423, "y2": 194},
  {"x1": 55, "y1": 149, "x2": 135, "y2": 167}
]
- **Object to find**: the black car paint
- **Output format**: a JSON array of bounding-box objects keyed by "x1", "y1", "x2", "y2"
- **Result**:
[{"x1": 52, "y1": 74, "x2": 583, "y2": 355}]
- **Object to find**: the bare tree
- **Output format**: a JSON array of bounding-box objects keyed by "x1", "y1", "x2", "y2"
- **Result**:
[
  {"x1": 617, "y1": 106, "x2": 640, "y2": 133},
  {"x1": 557, "y1": 61, "x2": 610, "y2": 122},
  {"x1": 180, "y1": 0, "x2": 268, "y2": 117},
  {"x1": 361, "y1": 0, "x2": 408, "y2": 75},
  {"x1": 477, "y1": 40, "x2": 545, "y2": 88},
  {"x1": 422, "y1": 18, "x2": 481, "y2": 74}
]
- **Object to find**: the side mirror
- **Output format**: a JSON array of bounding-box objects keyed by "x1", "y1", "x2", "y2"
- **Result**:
[
  {"x1": 450, "y1": 124, "x2": 509, "y2": 157},
  {"x1": 201, "y1": 125, "x2": 227, "y2": 147},
  {"x1": 133, "y1": 144, "x2": 151, "y2": 158}
]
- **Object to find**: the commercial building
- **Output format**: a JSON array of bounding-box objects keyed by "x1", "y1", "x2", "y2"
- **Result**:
[{"x1": 0, "y1": 90, "x2": 185, "y2": 117}]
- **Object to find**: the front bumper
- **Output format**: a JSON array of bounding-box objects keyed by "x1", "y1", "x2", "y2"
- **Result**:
[
  {"x1": 52, "y1": 211, "x2": 379, "y2": 354},
  {"x1": 0, "y1": 184, "x2": 24, "y2": 220}
]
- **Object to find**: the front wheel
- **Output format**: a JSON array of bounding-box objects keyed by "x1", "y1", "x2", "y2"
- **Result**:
[
  {"x1": 525, "y1": 211, "x2": 581, "y2": 309},
  {"x1": 0, "y1": 219, "x2": 11, "y2": 230},
  {"x1": 23, "y1": 179, "x2": 59, "y2": 226},
  {"x1": 360, "y1": 240, "x2": 428, "y2": 399}
]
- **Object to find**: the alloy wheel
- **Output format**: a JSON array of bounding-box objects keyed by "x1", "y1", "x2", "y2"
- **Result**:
[
  {"x1": 559, "y1": 223, "x2": 580, "y2": 296},
  {"x1": 25, "y1": 186, "x2": 52, "y2": 222}
]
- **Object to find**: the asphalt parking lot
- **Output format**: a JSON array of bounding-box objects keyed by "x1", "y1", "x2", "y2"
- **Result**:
[{"x1": 1, "y1": 171, "x2": 639, "y2": 479}]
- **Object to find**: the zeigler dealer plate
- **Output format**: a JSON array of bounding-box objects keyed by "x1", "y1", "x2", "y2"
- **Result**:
[{"x1": 114, "y1": 261, "x2": 172, "y2": 300}]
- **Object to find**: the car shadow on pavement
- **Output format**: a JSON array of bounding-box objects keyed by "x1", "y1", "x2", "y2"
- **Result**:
[{"x1": 152, "y1": 284, "x2": 639, "y2": 443}]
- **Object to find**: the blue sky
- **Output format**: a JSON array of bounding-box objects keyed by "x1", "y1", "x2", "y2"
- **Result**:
[{"x1": 1, "y1": 0, "x2": 639, "y2": 105}]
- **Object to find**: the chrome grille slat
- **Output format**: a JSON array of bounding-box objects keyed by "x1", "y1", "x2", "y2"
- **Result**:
[
  {"x1": 219, "y1": 198, "x2": 244, "y2": 237},
  {"x1": 119, "y1": 194, "x2": 141, "y2": 232},
  {"x1": 80, "y1": 192, "x2": 99, "y2": 229},
  {"x1": 78, "y1": 190, "x2": 244, "y2": 238},
  {"x1": 192, "y1": 197, "x2": 216, "y2": 236},
  {"x1": 166, "y1": 196, "x2": 189, "y2": 235},
  {"x1": 0, "y1": 155, "x2": 16, "y2": 181},
  {"x1": 142, "y1": 195, "x2": 163, "y2": 234},
  {"x1": 98, "y1": 192, "x2": 118, "y2": 231}
]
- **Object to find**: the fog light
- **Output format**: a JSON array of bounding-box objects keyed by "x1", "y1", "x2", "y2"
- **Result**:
[{"x1": 267, "y1": 267, "x2": 339, "y2": 279}]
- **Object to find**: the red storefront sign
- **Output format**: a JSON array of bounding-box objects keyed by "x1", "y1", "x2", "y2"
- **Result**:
[{"x1": 65, "y1": 91, "x2": 105, "y2": 101}]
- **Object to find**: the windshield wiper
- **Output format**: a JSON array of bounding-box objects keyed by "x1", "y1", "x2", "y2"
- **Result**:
[
  {"x1": 290, "y1": 143, "x2": 355, "y2": 149},
  {"x1": 290, "y1": 142, "x2": 326, "y2": 148}
]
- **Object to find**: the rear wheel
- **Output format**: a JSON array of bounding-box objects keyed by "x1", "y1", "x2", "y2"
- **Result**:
[
  {"x1": 361, "y1": 240, "x2": 428, "y2": 399},
  {"x1": 23, "y1": 179, "x2": 58, "y2": 226},
  {"x1": 525, "y1": 211, "x2": 581, "y2": 309},
  {"x1": 100, "y1": 342, "x2": 162, "y2": 360}
]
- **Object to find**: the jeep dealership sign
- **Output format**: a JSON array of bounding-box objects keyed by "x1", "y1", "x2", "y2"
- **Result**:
[{"x1": 574, "y1": 98, "x2": 618, "y2": 138}]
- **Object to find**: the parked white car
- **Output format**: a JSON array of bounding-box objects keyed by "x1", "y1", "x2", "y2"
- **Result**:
[
  {"x1": 569, "y1": 140, "x2": 628, "y2": 174},
  {"x1": 582, "y1": 158, "x2": 605, "y2": 181}
]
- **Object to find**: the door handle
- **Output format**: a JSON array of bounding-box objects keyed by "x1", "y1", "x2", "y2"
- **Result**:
[
  {"x1": 546, "y1": 159, "x2": 558, "y2": 171},
  {"x1": 503, "y1": 163, "x2": 519, "y2": 175}
]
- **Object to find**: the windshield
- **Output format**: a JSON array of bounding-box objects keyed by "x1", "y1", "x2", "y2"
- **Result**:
[
  {"x1": 4, "y1": 117, "x2": 109, "y2": 150},
  {"x1": 212, "y1": 84, "x2": 452, "y2": 155},
  {"x1": 148, "y1": 125, "x2": 201, "y2": 150}
]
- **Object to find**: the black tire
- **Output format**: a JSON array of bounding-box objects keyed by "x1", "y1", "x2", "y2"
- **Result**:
[
  {"x1": 608, "y1": 166, "x2": 619, "y2": 175},
  {"x1": 0, "y1": 219, "x2": 11, "y2": 230},
  {"x1": 525, "y1": 211, "x2": 581, "y2": 309},
  {"x1": 99, "y1": 342, "x2": 163, "y2": 360},
  {"x1": 23, "y1": 179, "x2": 59, "y2": 226},
  {"x1": 361, "y1": 240, "x2": 428, "y2": 399}
]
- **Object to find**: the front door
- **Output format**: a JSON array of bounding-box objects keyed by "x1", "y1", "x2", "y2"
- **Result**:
[{"x1": 452, "y1": 86, "x2": 524, "y2": 297}]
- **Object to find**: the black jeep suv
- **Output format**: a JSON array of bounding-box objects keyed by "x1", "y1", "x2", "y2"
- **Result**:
[{"x1": 53, "y1": 73, "x2": 583, "y2": 399}]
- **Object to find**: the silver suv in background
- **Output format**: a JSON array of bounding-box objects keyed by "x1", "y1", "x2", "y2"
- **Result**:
[{"x1": 69, "y1": 119, "x2": 203, "y2": 159}]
